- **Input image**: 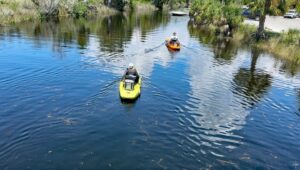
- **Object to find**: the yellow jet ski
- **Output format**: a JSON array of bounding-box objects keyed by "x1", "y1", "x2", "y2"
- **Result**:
[{"x1": 119, "y1": 75, "x2": 142, "y2": 100}]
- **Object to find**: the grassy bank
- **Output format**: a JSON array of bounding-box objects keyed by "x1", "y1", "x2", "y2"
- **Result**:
[
  {"x1": 257, "y1": 31, "x2": 300, "y2": 63},
  {"x1": 0, "y1": 0, "x2": 39, "y2": 25},
  {"x1": 189, "y1": 21, "x2": 300, "y2": 63},
  {"x1": 236, "y1": 25, "x2": 300, "y2": 63},
  {"x1": 127, "y1": 1, "x2": 156, "y2": 13},
  {"x1": 189, "y1": 0, "x2": 300, "y2": 63},
  {"x1": 0, "y1": 0, "x2": 157, "y2": 25}
]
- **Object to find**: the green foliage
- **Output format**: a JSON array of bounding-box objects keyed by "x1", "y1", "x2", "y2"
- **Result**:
[
  {"x1": 8, "y1": 1, "x2": 18, "y2": 11},
  {"x1": 297, "y1": 4, "x2": 300, "y2": 13},
  {"x1": 280, "y1": 29, "x2": 300, "y2": 45},
  {"x1": 190, "y1": 0, "x2": 243, "y2": 29},
  {"x1": 131, "y1": 0, "x2": 152, "y2": 5},
  {"x1": 223, "y1": 3, "x2": 244, "y2": 29},
  {"x1": 244, "y1": 0, "x2": 264, "y2": 15},
  {"x1": 244, "y1": 0, "x2": 291, "y2": 16},
  {"x1": 73, "y1": 1, "x2": 88, "y2": 17},
  {"x1": 190, "y1": 0, "x2": 222, "y2": 24},
  {"x1": 88, "y1": 0, "x2": 104, "y2": 5}
]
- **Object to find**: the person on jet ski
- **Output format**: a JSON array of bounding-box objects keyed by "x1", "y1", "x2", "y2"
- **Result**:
[
  {"x1": 124, "y1": 63, "x2": 139, "y2": 83},
  {"x1": 170, "y1": 32, "x2": 179, "y2": 44}
]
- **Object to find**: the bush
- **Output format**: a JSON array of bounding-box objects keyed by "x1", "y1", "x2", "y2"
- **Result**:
[
  {"x1": 223, "y1": 3, "x2": 243, "y2": 29},
  {"x1": 73, "y1": 1, "x2": 88, "y2": 17},
  {"x1": 190, "y1": 0, "x2": 243, "y2": 31}
]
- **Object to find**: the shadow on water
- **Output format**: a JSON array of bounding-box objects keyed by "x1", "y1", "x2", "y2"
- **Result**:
[
  {"x1": 233, "y1": 48, "x2": 272, "y2": 108},
  {"x1": 120, "y1": 96, "x2": 141, "y2": 105}
]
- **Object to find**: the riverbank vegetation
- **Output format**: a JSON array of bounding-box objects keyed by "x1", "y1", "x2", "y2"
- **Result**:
[
  {"x1": 0, "y1": 0, "x2": 39, "y2": 24},
  {"x1": 189, "y1": 0, "x2": 300, "y2": 63},
  {"x1": 190, "y1": 0, "x2": 243, "y2": 35},
  {"x1": 0, "y1": 0, "x2": 117, "y2": 24},
  {"x1": 257, "y1": 29, "x2": 300, "y2": 62},
  {"x1": 0, "y1": 0, "x2": 164, "y2": 25}
]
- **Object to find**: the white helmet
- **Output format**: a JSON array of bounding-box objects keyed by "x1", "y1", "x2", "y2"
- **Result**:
[{"x1": 128, "y1": 63, "x2": 134, "y2": 68}]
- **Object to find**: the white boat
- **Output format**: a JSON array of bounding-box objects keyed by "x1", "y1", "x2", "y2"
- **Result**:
[{"x1": 171, "y1": 11, "x2": 188, "y2": 16}]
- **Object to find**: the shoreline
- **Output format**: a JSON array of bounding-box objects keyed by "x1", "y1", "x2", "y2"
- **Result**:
[
  {"x1": 241, "y1": 25, "x2": 300, "y2": 63},
  {"x1": 0, "y1": 1, "x2": 157, "y2": 26},
  {"x1": 189, "y1": 22, "x2": 300, "y2": 64}
]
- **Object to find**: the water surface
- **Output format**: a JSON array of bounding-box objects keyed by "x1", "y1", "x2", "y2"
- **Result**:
[{"x1": 1, "y1": 12, "x2": 300, "y2": 169}]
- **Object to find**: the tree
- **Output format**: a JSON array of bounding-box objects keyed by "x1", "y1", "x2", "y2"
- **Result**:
[
  {"x1": 245, "y1": 0, "x2": 286, "y2": 40},
  {"x1": 257, "y1": 0, "x2": 271, "y2": 39}
]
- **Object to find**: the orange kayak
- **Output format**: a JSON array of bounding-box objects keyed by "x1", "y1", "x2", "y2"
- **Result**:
[{"x1": 165, "y1": 38, "x2": 181, "y2": 51}]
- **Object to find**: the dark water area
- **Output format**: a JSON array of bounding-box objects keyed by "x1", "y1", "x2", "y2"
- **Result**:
[{"x1": 0, "y1": 11, "x2": 300, "y2": 169}]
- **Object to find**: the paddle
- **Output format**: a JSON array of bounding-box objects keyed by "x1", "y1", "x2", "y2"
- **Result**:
[{"x1": 144, "y1": 41, "x2": 165, "y2": 53}]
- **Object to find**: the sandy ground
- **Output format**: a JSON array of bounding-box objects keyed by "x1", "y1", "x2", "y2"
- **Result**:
[{"x1": 244, "y1": 15, "x2": 300, "y2": 32}]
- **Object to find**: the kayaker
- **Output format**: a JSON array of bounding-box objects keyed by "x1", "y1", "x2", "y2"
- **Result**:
[
  {"x1": 170, "y1": 32, "x2": 179, "y2": 44},
  {"x1": 124, "y1": 63, "x2": 139, "y2": 83}
]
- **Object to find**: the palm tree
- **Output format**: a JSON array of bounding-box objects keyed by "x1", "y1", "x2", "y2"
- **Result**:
[
  {"x1": 257, "y1": 0, "x2": 271, "y2": 39},
  {"x1": 245, "y1": 0, "x2": 284, "y2": 40}
]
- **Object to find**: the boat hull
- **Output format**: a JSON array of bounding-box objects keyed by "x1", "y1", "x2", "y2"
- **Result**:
[
  {"x1": 119, "y1": 78, "x2": 141, "y2": 100},
  {"x1": 165, "y1": 39, "x2": 181, "y2": 51}
]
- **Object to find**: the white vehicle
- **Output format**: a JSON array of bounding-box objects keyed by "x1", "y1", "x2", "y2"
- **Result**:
[{"x1": 284, "y1": 9, "x2": 299, "y2": 18}]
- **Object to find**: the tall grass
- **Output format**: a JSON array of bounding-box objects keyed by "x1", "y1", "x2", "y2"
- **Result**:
[
  {"x1": 279, "y1": 29, "x2": 300, "y2": 45},
  {"x1": 0, "y1": 0, "x2": 38, "y2": 24},
  {"x1": 0, "y1": 0, "x2": 120, "y2": 24},
  {"x1": 227, "y1": 25, "x2": 300, "y2": 63},
  {"x1": 0, "y1": 0, "x2": 155, "y2": 24},
  {"x1": 255, "y1": 29, "x2": 300, "y2": 63}
]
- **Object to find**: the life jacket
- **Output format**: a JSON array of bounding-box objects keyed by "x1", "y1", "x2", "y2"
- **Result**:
[{"x1": 126, "y1": 68, "x2": 138, "y2": 76}]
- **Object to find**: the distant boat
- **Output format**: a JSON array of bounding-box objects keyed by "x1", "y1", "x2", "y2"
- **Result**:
[{"x1": 171, "y1": 11, "x2": 188, "y2": 16}]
